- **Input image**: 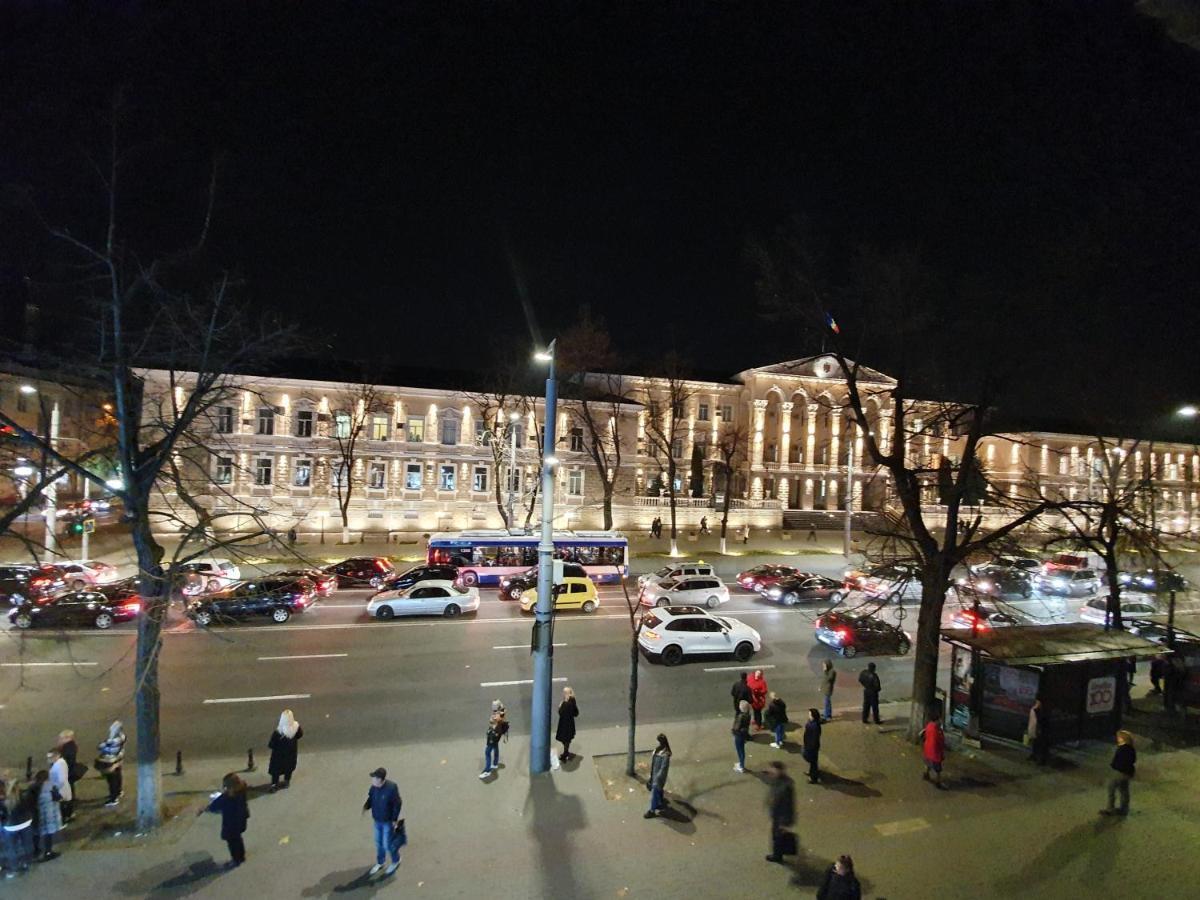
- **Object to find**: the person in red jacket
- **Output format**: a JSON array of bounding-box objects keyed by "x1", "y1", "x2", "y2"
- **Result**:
[
  {"x1": 747, "y1": 669, "x2": 769, "y2": 731},
  {"x1": 922, "y1": 715, "x2": 946, "y2": 790}
]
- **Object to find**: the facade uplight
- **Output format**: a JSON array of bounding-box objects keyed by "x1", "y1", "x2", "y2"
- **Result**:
[
  {"x1": 13, "y1": 465, "x2": 34, "y2": 477},
  {"x1": 105, "y1": 478, "x2": 125, "y2": 490},
  {"x1": 544, "y1": 455, "x2": 559, "y2": 467},
  {"x1": 19, "y1": 385, "x2": 36, "y2": 395}
]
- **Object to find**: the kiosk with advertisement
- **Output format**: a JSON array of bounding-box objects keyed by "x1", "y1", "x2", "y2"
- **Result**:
[{"x1": 943, "y1": 624, "x2": 1163, "y2": 746}]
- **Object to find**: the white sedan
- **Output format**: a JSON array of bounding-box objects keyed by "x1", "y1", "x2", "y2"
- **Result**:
[
  {"x1": 1078, "y1": 595, "x2": 1158, "y2": 626},
  {"x1": 367, "y1": 580, "x2": 480, "y2": 619},
  {"x1": 638, "y1": 605, "x2": 761, "y2": 666},
  {"x1": 60, "y1": 559, "x2": 121, "y2": 589}
]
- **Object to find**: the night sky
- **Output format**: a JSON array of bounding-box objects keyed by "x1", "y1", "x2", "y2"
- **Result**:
[{"x1": 2, "y1": 1, "x2": 1199, "y2": 433}]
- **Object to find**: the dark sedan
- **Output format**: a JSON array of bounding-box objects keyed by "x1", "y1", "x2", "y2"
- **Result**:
[
  {"x1": 736, "y1": 565, "x2": 799, "y2": 593},
  {"x1": 380, "y1": 564, "x2": 462, "y2": 594},
  {"x1": 322, "y1": 557, "x2": 395, "y2": 588},
  {"x1": 814, "y1": 611, "x2": 911, "y2": 658},
  {"x1": 1118, "y1": 570, "x2": 1188, "y2": 594},
  {"x1": 187, "y1": 576, "x2": 315, "y2": 626},
  {"x1": 276, "y1": 568, "x2": 337, "y2": 597},
  {"x1": 763, "y1": 574, "x2": 844, "y2": 606},
  {"x1": 498, "y1": 563, "x2": 586, "y2": 601},
  {"x1": 968, "y1": 565, "x2": 1033, "y2": 598},
  {"x1": 9, "y1": 589, "x2": 141, "y2": 630},
  {"x1": 0, "y1": 564, "x2": 66, "y2": 606}
]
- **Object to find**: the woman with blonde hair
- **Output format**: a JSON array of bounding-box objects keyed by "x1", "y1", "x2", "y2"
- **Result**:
[
  {"x1": 555, "y1": 687, "x2": 579, "y2": 762},
  {"x1": 1100, "y1": 730, "x2": 1136, "y2": 816},
  {"x1": 268, "y1": 709, "x2": 304, "y2": 792}
]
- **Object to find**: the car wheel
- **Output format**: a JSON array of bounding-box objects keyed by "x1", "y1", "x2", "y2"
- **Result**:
[
  {"x1": 888, "y1": 591, "x2": 903, "y2": 604},
  {"x1": 662, "y1": 645, "x2": 684, "y2": 666},
  {"x1": 829, "y1": 591, "x2": 844, "y2": 605},
  {"x1": 842, "y1": 644, "x2": 858, "y2": 658},
  {"x1": 94, "y1": 612, "x2": 114, "y2": 630},
  {"x1": 508, "y1": 586, "x2": 523, "y2": 600},
  {"x1": 369, "y1": 576, "x2": 383, "y2": 589},
  {"x1": 461, "y1": 571, "x2": 478, "y2": 587},
  {"x1": 582, "y1": 600, "x2": 597, "y2": 613},
  {"x1": 271, "y1": 607, "x2": 291, "y2": 624},
  {"x1": 706, "y1": 595, "x2": 720, "y2": 609},
  {"x1": 206, "y1": 578, "x2": 220, "y2": 592},
  {"x1": 14, "y1": 613, "x2": 32, "y2": 629},
  {"x1": 897, "y1": 639, "x2": 911, "y2": 656},
  {"x1": 193, "y1": 609, "x2": 213, "y2": 627},
  {"x1": 443, "y1": 603, "x2": 461, "y2": 618},
  {"x1": 375, "y1": 606, "x2": 395, "y2": 620},
  {"x1": 783, "y1": 592, "x2": 799, "y2": 607},
  {"x1": 10, "y1": 593, "x2": 25, "y2": 605},
  {"x1": 733, "y1": 641, "x2": 754, "y2": 662},
  {"x1": 655, "y1": 597, "x2": 669, "y2": 608},
  {"x1": 72, "y1": 579, "x2": 88, "y2": 590}
]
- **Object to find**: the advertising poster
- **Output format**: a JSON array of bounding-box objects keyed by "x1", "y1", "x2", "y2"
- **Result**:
[
  {"x1": 949, "y1": 646, "x2": 973, "y2": 729},
  {"x1": 980, "y1": 663, "x2": 1040, "y2": 740}
]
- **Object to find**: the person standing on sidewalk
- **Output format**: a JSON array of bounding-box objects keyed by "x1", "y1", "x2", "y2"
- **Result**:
[
  {"x1": 481, "y1": 713, "x2": 504, "y2": 778},
  {"x1": 1, "y1": 777, "x2": 36, "y2": 878},
  {"x1": 732, "y1": 700, "x2": 752, "y2": 773},
  {"x1": 820, "y1": 660, "x2": 837, "y2": 721},
  {"x1": 731, "y1": 672, "x2": 753, "y2": 714},
  {"x1": 363, "y1": 767, "x2": 403, "y2": 876},
  {"x1": 764, "y1": 761, "x2": 796, "y2": 864},
  {"x1": 765, "y1": 692, "x2": 789, "y2": 749},
  {"x1": 802, "y1": 709, "x2": 822, "y2": 784},
  {"x1": 268, "y1": 709, "x2": 304, "y2": 792},
  {"x1": 54, "y1": 731, "x2": 80, "y2": 823},
  {"x1": 1099, "y1": 730, "x2": 1136, "y2": 816},
  {"x1": 858, "y1": 663, "x2": 881, "y2": 725},
  {"x1": 556, "y1": 687, "x2": 579, "y2": 761},
  {"x1": 201, "y1": 773, "x2": 250, "y2": 868},
  {"x1": 922, "y1": 714, "x2": 946, "y2": 789},
  {"x1": 817, "y1": 855, "x2": 862, "y2": 899},
  {"x1": 1027, "y1": 699, "x2": 1050, "y2": 765},
  {"x1": 96, "y1": 721, "x2": 125, "y2": 807},
  {"x1": 699, "y1": 516, "x2": 709, "y2": 535},
  {"x1": 644, "y1": 733, "x2": 672, "y2": 819},
  {"x1": 748, "y1": 669, "x2": 769, "y2": 731},
  {"x1": 31, "y1": 769, "x2": 60, "y2": 862}
]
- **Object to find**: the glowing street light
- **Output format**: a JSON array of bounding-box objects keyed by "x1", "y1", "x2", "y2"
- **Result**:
[{"x1": 1178, "y1": 405, "x2": 1198, "y2": 418}]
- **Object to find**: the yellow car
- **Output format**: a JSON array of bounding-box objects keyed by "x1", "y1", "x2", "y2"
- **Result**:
[{"x1": 519, "y1": 577, "x2": 599, "y2": 614}]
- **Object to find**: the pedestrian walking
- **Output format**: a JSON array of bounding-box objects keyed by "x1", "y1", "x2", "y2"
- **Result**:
[
  {"x1": 1149, "y1": 655, "x2": 1166, "y2": 694},
  {"x1": 764, "y1": 761, "x2": 796, "y2": 864},
  {"x1": 644, "y1": 733, "x2": 672, "y2": 819},
  {"x1": 820, "y1": 660, "x2": 837, "y2": 721},
  {"x1": 287, "y1": 527, "x2": 297, "y2": 546},
  {"x1": 807, "y1": 527, "x2": 818, "y2": 543},
  {"x1": 363, "y1": 767, "x2": 403, "y2": 876},
  {"x1": 699, "y1": 516, "x2": 709, "y2": 535},
  {"x1": 742, "y1": 524, "x2": 750, "y2": 544},
  {"x1": 765, "y1": 692, "x2": 789, "y2": 749},
  {"x1": 95, "y1": 720, "x2": 126, "y2": 807},
  {"x1": 817, "y1": 855, "x2": 862, "y2": 900},
  {"x1": 556, "y1": 687, "x2": 579, "y2": 761},
  {"x1": 858, "y1": 662, "x2": 882, "y2": 724},
  {"x1": 481, "y1": 713, "x2": 504, "y2": 778},
  {"x1": 730, "y1": 671, "x2": 753, "y2": 714},
  {"x1": 268, "y1": 709, "x2": 304, "y2": 792},
  {"x1": 922, "y1": 714, "x2": 946, "y2": 789},
  {"x1": 200, "y1": 773, "x2": 250, "y2": 868},
  {"x1": 748, "y1": 669, "x2": 769, "y2": 731},
  {"x1": 490, "y1": 700, "x2": 510, "y2": 764},
  {"x1": 31, "y1": 769, "x2": 60, "y2": 861},
  {"x1": 1027, "y1": 699, "x2": 1050, "y2": 765},
  {"x1": 802, "y1": 709, "x2": 822, "y2": 784},
  {"x1": 54, "y1": 731, "x2": 81, "y2": 823},
  {"x1": 0, "y1": 777, "x2": 35, "y2": 878},
  {"x1": 1099, "y1": 730, "x2": 1136, "y2": 816},
  {"x1": 1164, "y1": 655, "x2": 1185, "y2": 712},
  {"x1": 732, "y1": 700, "x2": 752, "y2": 773}
]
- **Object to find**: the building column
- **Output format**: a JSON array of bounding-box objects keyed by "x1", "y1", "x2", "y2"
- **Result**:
[
  {"x1": 779, "y1": 401, "x2": 793, "y2": 469},
  {"x1": 827, "y1": 477, "x2": 839, "y2": 510},
  {"x1": 805, "y1": 404, "x2": 817, "y2": 470},
  {"x1": 852, "y1": 428, "x2": 863, "y2": 504},
  {"x1": 803, "y1": 477, "x2": 815, "y2": 510},
  {"x1": 777, "y1": 477, "x2": 789, "y2": 506},
  {"x1": 878, "y1": 410, "x2": 892, "y2": 456},
  {"x1": 750, "y1": 397, "x2": 767, "y2": 467},
  {"x1": 828, "y1": 413, "x2": 840, "y2": 471}
]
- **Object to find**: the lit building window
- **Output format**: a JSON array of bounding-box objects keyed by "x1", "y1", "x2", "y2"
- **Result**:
[
  {"x1": 439, "y1": 464, "x2": 456, "y2": 491},
  {"x1": 371, "y1": 415, "x2": 389, "y2": 441},
  {"x1": 405, "y1": 463, "x2": 422, "y2": 490},
  {"x1": 368, "y1": 461, "x2": 386, "y2": 489},
  {"x1": 334, "y1": 412, "x2": 352, "y2": 439},
  {"x1": 293, "y1": 458, "x2": 312, "y2": 487},
  {"x1": 473, "y1": 467, "x2": 488, "y2": 492},
  {"x1": 407, "y1": 416, "x2": 425, "y2": 442},
  {"x1": 568, "y1": 469, "x2": 583, "y2": 496},
  {"x1": 257, "y1": 408, "x2": 275, "y2": 436},
  {"x1": 254, "y1": 457, "x2": 273, "y2": 485}
]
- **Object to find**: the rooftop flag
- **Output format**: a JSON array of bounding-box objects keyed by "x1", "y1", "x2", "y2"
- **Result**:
[{"x1": 825, "y1": 312, "x2": 840, "y2": 335}]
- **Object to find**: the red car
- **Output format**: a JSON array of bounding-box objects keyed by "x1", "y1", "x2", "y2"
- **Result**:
[
  {"x1": 276, "y1": 568, "x2": 337, "y2": 597},
  {"x1": 736, "y1": 565, "x2": 799, "y2": 593}
]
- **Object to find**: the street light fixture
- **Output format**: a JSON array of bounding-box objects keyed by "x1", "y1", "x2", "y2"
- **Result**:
[
  {"x1": 530, "y1": 339, "x2": 557, "y2": 775},
  {"x1": 1178, "y1": 405, "x2": 1198, "y2": 418}
]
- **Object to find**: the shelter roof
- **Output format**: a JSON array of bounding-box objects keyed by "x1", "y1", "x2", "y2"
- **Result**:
[{"x1": 941, "y1": 623, "x2": 1163, "y2": 665}]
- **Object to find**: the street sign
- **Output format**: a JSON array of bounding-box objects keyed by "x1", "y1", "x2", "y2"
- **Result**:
[{"x1": 82, "y1": 518, "x2": 96, "y2": 534}]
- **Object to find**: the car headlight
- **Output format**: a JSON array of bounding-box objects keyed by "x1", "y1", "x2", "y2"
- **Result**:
[{"x1": 767, "y1": 587, "x2": 781, "y2": 597}]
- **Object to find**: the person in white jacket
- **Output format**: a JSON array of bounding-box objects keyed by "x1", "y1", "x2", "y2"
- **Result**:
[{"x1": 47, "y1": 751, "x2": 72, "y2": 812}]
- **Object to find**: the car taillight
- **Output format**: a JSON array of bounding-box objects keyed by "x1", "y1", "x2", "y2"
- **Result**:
[
  {"x1": 31, "y1": 577, "x2": 49, "y2": 588},
  {"x1": 122, "y1": 601, "x2": 141, "y2": 613},
  {"x1": 837, "y1": 628, "x2": 851, "y2": 641},
  {"x1": 374, "y1": 559, "x2": 388, "y2": 571},
  {"x1": 642, "y1": 629, "x2": 658, "y2": 640}
]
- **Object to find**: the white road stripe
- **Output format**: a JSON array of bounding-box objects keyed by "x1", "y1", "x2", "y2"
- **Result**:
[
  {"x1": 0, "y1": 661, "x2": 98, "y2": 667},
  {"x1": 203, "y1": 693, "x2": 312, "y2": 704},
  {"x1": 492, "y1": 643, "x2": 566, "y2": 650},
  {"x1": 479, "y1": 677, "x2": 568, "y2": 687},
  {"x1": 702, "y1": 664, "x2": 777, "y2": 673},
  {"x1": 257, "y1": 653, "x2": 349, "y2": 661}
]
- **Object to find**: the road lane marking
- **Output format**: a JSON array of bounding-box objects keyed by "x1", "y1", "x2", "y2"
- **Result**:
[
  {"x1": 257, "y1": 653, "x2": 349, "y2": 661},
  {"x1": 492, "y1": 643, "x2": 566, "y2": 650},
  {"x1": 702, "y1": 664, "x2": 777, "y2": 673},
  {"x1": 0, "y1": 661, "x2": 98, "y2": 667},
  {"x1": 203, "y1": 693, "x2": 312, "y2": 704},
  {"x1": 480, "y1": 678, "x2": 568, "y2": 687},
  {"x1": 874, "y1": 817, "x2": 930, "y2": 837}
]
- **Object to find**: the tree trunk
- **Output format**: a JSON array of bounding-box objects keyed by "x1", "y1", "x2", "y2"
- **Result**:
[
  {"x1": 130, "y1": 515, "x2": 166, "y2": 832},
  {"x1": 1104, "y1": 546, "x2": 1123, "y2": 630},
  {"x1": 720, "y1": 481, "x2": 733, "y2": 556},
  {"x1": 602, "y1": 482, "x2": 614, "y2": 531},
  {"x1": 341, "y1": 527, "x2": 350, "y2": 544},
  {"x1": 627, "y1": 625, "x2": 640, "y2": 777},
  {"x1": 666, "y1": 463, "x2": 678, "y2": 555},
  {"x1": 906, "y1": 570, "x2": 950, "y2": 741}
]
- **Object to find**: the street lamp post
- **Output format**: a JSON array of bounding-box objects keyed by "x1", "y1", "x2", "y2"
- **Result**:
[
  {"x1": 531, "y1": 341, "x2": 558, "y2": 775},
  {"x1": 43, "y1": 401, "x2": 60, "y2": 556}
]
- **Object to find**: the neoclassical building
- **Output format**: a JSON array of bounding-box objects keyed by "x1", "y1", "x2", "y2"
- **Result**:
[{"x1": 142, "y1": 355, "x2": 1200, "y2": 538}]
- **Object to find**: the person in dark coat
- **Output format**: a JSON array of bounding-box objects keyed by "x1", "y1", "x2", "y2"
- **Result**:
[
  {"x1": 555, "y1": 687, "x2": 579, "y2": 761},
  {"x1": 1149, "y1": 655, "x2": 1166, "y2": 694},
  {"x1": 764, "y1": 692, "x2": 789, "y2": 749},
  {"x1": 200, "y1": 773, "x2": 250, "y2": 867},
  {"x1": 817, "y1": 855, "x2": 862, "y2": 900},
  {"x1": 732, "y1": 700, "x2": 752, "y2": 773},
  {"x1": 764, "y1": 761, "x2": 796, "y2": 863},
  {"x1": 363, "y1": 767, "x2": 403, "y2": 876},
  {"x1": 268, "y1": 709, "x2": 304, "y2": 791},
  {"x1": 1, "y1": 777, "x2": 36, "y2": 876},
  {"x1": 731, "y1": 672, "x2": 753, "y2": 714},
  {"x1": 858, "y1": 663, "x2": 882, "y2": 725},
  {"x1": 644, "y1": 733, "x2": 672, "y2": 819},
  {"x1": 1100, "y1": 730, "x2": 1136, "y2": 816},
  {"x1": 803, "y1": 708, "x2": 822, "y2": 784}
]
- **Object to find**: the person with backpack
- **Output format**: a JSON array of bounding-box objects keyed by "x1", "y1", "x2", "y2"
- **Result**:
[
  {"x1": 481, "y1": 713, "x2": 504, "y2": 778},
  {"x1": 858, "y1": 662, "x2": 882, "y2": 725},
  {"x1": 31, "y1": 769, "x2": 61, "y2": 862},
  {"x1": 644, "y1": 733, "x2": 672, "y2": 819},
  {"x1": 764, "y1": 761, "x2": 796, "y2": 864},
  {"x1": 489, "y1": 700, "x2": 510, "y2": 765},
  {"x1": 200, "y1": 773, "x2": 250, "y2": 868}
]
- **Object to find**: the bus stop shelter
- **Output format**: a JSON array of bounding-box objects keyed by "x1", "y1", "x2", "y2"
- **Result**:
[{"x1": 943, "y1": 624, "x2": 1164, "y2": 745}]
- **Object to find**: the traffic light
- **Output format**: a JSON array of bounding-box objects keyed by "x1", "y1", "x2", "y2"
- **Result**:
[{"x1": 68, "y1": 519, "x2": 84, "y2": 535}]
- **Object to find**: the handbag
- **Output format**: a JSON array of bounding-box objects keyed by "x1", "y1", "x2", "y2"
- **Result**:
[
  {"x1": 70, "y1": 763, "x2": 89, "y2": 782},
  {"x1": 778, "y1": 829, "x2": 798, "y2": 856},
  {"x1": 388, "y1": 819, "x2": 407, "y2": 853},
  {"x1": 94, "y1": 757, "x2": 113, "y2": 773}
]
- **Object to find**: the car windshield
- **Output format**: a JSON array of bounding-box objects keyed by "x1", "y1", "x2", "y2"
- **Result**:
[{"x1": 654, "y1": 566, "x2": 673, "y2": 577}]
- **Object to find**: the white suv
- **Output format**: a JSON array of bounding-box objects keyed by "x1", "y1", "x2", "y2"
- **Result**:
[
  {"x1": 637, "y1": 562, "x2": 716, "y2": 590},
  {"x1": 175, "y1": 557, "x2": 242, "y2": 595},
  {"x1": 639, "y1": 575, "x2": 729, "y2": 609},
  {"x1": 638, "y1": 605, "x2": 761, "y2": 666}
]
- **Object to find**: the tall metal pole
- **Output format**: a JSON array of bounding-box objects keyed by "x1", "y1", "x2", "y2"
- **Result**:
[
  {"x1": 531, "y1": 341, "x2": 557, "y2": 775},
  {"x1": 43, "y1": 401, "x2": 60, "y2": 556},
  {"x1": 81, "y1": 476, "x2": 91, "y2": 560}
]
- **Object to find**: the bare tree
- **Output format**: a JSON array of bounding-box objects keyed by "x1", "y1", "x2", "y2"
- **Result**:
[
  {"x1": 324, "y1": 382, "x2": 388, "y2": 543},
  {"x1": 714, "y1": 422, "x2": 749, "y2": 554},
  {"x1": 464, "y1": 360, "x2": 537, "y2": 530},
  {"x1": 640, "y1": 356, "x2": 694, "y2": 556}
]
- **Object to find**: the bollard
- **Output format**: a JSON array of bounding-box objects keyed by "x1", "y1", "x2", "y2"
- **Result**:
[
  {"x1": 25, "y1": 756, "x2": 32, "y2": 779},
  {"x1": 175, "y1": 750, "x2": 183, "y2": 776},
  {"x1": 246, "y1": 748, "x2": 256, "y2": 772}
]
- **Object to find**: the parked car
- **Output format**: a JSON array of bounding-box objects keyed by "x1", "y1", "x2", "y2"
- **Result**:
[
  {"x1": 275, "y1": 568, "x2": 337, "y2": 597},
  {"x1": 1035, "y1": 568, "x2": 1101, "y2": 597},
  {"x1": 367, "y1": 580, "x2": 480, "y2": 619},
  {"x1": 861, "y1": 563, "x2": 923, "y2": 602},
  {"x1": 637, "y1": 561, "x2": 716, "y2": 590},
  {"x1": 735, "y1": 565, "x2": 799, "y2": 593},
  {"x1": 8, "y1": 589, "x2": 141, "y2": 631},
  {"x1": 519, "y1": 577, "x2": 598, "y2": 613},
  {"x1": 971, "y1": 554, "x2": 1042, "y2": 574},
  {"x1": 378, "y1": 564, "x2": 461, "y2": 594},
  {"x1": 949, "y1": 605, "x2": 1027, "y2": 630},
  {"x1": 1078, "y1": 595, "x2": 1159, "y2": 626},
  {"x1": 322, "y1": 556, "x2": 395, "y2": 588},
  {"x1": 965, "y1": 565, "x2": 1033, "y2": 598},
  {"x1": 1042, "y1": 552, "x2": 1093, "y2": 573},
  {"x1": 639, "y1": 575, "x2": 729, "y2": 609},
  {"x1": 1118, "y1": 569, "x2": 1188, "y2": 594},
  {"x1": 58, "y1": 559, "x2": 120, "y2": 590},
  {"x1": 638, "y1": 605, "x2": 762, "y2": 666},
  {"x1": 814, "y1": 610, "x2": 912, "y2": 658},
  {"x1": 764, "y1": 573, "x2": 844, "y2": 606},
  {"x1": 1123, "y1": 618, "x2": 1200, "y2": 645},
  {"x1": 0, "y1": 564, "x2": 65, "y2": 606},
  {"x1": 499, "y1": 563, "x2": 586, "y2": 601},
  {"x1": 187, "y1": 576, "x2": 315, "y2": 625},
  {"x1": 174, "y1": 557, "x2": 242, "y2": 595}
]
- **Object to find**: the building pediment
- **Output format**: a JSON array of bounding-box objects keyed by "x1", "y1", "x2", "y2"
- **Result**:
[{"x1": 735, "y1": 354, "x2": 896, "y2": 385}]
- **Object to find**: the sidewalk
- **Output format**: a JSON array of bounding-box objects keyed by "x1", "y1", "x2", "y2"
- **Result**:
[{"x1": 5, "y1": 701, "x2": 1200, "y2": 899}]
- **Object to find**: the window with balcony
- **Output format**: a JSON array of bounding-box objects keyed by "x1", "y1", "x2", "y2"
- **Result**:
[
  {"x1": 215, "y1": 456, "x2": 233, "y2": 484},
  {"x1": 406, "y1": 416, "x2": 425, "y2": 443},
  {"x1": 295, "y1": 410, "x2": 313, "y2": 438},
  {"x1": 215, "y1": 406, "x2": 234, "y2": 434},
  {"x1": 439, "y1": 464, "x2": 456, "y2": 491},
  {"x1": 293, "y1": 458, "x2": 312, "y2": 487},
  {"x1": 254, "y1": 457, "x2": 273, "y2": 485},
  {"x1": 405, "y1": 463, "x2": 422, "y2": 490},
  {"x1": 371, "y1": 415, "x2": 389, "y2": 441},
  {"x1": 368, "y1": 461, "x2": 386, "y2": 489},
  {"x1": 473, "y1": 467, "x2": 488, "y2": 492},
  {"x1": 257, "y1": 408, "x2": 275, "y2": 435}
]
